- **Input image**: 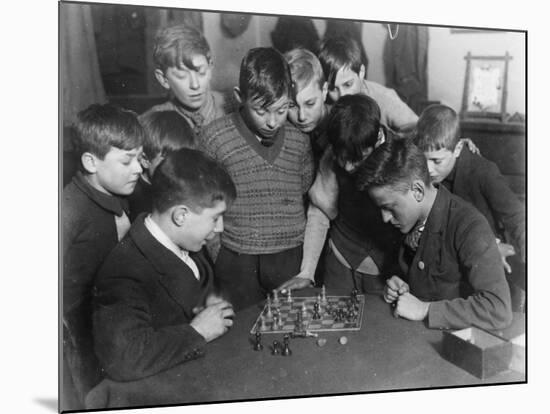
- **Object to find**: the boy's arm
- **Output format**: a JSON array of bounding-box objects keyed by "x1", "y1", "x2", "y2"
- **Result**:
[
  {"x1": 381, "y1": 88, "x2": 419, "y2": 132},
  {"x1": 93, "y1": 273, "x2": 208, "y2": 382},
  {"x1": 308, "y1": 148, "x2": 339, "y2": 220},
  {"x1": 278, "y1": 204, "x2": 330, "y2": 291},
  {"x1": 481, "y1": 162, "x2": 526, "y2": 261},
  {"x1": 427, "y1": 217, "x2": 513, "y2": 330}
]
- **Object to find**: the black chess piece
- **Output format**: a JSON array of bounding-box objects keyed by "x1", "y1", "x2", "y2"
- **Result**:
[
  {"x1": 272, "y1": 340, "x2": 281, "y2": 355},
  {"x1": 253, "y1": 332, "x2": 264, "y2": 351},
  {"x1": 312, "y1": 303, "x2": 321, "y2": 320},
  {"x1": 282, "y1": 334, "x2": 292, "y2": 356}
]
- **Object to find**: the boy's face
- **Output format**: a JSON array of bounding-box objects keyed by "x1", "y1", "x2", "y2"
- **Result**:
[
  {"x1": 156, "y1": 55, "x2": 212, "y2": 111},
  {"x1": 177, "y1": 200, "x2": 227, "y2": 252},
  {"x1": 288, "y1": 81, "x2": 328, "y2": 133},
  {"x1": 328, "y1": 64, "x2": 365, "y2": 103},
  {"x1": 91, "y1": 147, "x2": 143, "y2": 196},
  {"x1": 423, "y1": 148, "x2": 457, "y2": 183},
  {"x1": 241, "y1": 95, "x2": 290, "y2": 140},
  {"x1": 369, "y1": 184, "x2": 422, "y2": 234}
]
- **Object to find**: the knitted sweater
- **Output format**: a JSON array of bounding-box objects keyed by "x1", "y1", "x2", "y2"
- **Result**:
[{"x1": 200, "y1": 111, "x2": 314, "y2": 254}]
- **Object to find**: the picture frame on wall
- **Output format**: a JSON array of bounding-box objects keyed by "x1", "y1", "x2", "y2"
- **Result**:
[{"x1": 460, "y1": 52, "x2": 512, "y2": 121}]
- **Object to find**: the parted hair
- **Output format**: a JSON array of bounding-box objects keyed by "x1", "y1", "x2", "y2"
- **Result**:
[
  {"x1": 140, "y1": 111, "x2": 196, "y2": 161},
  {"x1": 414, "y1": 104, "x2": 460, "y2": 151},
  {"x1": 327, "y1": 94, "x2": 382, "y2": 165},
  {"x1": 151, "y1": 148, "x2": 237, "y2": 213},
  {"x1": 318, "y1": 36, "x2": 364, "y2": 90},
  {"x1": 73, "y1": 103, "x2": 144, "y2": 160},
  {"x1": 153, "y1": 25, "x2": 211, "y2": 73},
  {"x1": 284, "y1": 48, "x2": 326, "y2": 94},
  {"x1": 356, "y1": 138, "x2": 430, "y2": 193},
  {"x1": 239, "y1": 47, "x2": 293, "y2": 108}
]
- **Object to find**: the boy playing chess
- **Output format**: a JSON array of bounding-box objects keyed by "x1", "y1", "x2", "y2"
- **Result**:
[
  {"x1": 93, "y1": 149, "x2": 236, "y2": 381},
  {"x1": 356, "y1": 138, "x2": 512, "y2": 330}
]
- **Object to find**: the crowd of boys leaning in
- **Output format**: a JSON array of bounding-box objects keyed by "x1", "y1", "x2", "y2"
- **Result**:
[{"x1": 62, "y1": 24, "x2": 526, "y2": 408}]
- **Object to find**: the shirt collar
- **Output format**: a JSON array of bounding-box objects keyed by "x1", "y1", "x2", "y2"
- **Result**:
[
  {"x1": 144, "y1": 214, "x2": 190, "y2": 261},
  {"x1": 73, "y1": 171, "x2": 128, "y2": 217}
]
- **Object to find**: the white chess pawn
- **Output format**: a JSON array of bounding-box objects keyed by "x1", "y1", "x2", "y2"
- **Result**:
[
  {"x1": 287, "y1": 288, "x2": 292, "y2": 303},
  {"x1": 272, "y1": 289, "x2": 280, "y2": 306}
]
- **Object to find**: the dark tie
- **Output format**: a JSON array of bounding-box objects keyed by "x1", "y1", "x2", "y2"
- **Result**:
[{"x1": 403, "y1": 221, "x2": 425, "y2": 252}]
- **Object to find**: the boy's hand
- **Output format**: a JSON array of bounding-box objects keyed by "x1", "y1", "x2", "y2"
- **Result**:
[
  {"x1": 458, "y1": 138, "x2": 481, "y2": 155},
  {"x1": 277, "y1": 273, "x2": 314, "y2": 293},
  {"x1": 497, "y1": 242, "x2": 516, "y2": 274},
  {"x1": 190, "y1": 301, "x2": 234, "y2": 342},
  {"x1": 192, "y1": 292, "x2": 228, "y2": 315},
  {"x1": 384, "y1": 276, "x2": 409, "y2": 303},
  {"x1": 393, "y1": 292, "x2": 430, "y2": 321}
]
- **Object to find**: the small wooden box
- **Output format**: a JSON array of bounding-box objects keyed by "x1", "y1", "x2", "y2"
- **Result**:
[{"x1": 442, "y1": 327, "x2": 513, "y2": 379}]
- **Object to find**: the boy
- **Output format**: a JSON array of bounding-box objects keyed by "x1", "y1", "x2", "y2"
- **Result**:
[
  {"x1": 356, "y1": 138, "x2": 512, "y2": 330},
  {"x1": 282, "y1": 94, "x2": 401, "y2": 294},
  {"x1": 141, "y1": 25, "x2": 233, "y2": 136},
  {"x1": 414, "y1": 105, "x2": 525, "y2": 290},
  {"x1": 200, "y1": 47, "x2": 315, "y2": 310},
  {"x1": 129, "y1": 110, "x2": 196, "y2": 221},
  {"x1": 318, "y1": 36, "x2": 418, "y2": 132},
  {"x1": 284, "y1": 48, "x2": 330, "y2": 160},
  {"x1": 63, "y1": 103, "x2": 144, "y2": 405},
  {"x1": 93, "y1": 149, "x2": 236, "y2": 381}
]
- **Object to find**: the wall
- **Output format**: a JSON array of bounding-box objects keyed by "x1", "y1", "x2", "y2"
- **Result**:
[{"x1": 203, "y1": 13, "x2": 525, "y2": 116}]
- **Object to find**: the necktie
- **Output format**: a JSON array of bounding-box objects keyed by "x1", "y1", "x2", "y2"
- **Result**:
[{"x1": 403, "y1": 220, "x2": 425, "y2": 252}]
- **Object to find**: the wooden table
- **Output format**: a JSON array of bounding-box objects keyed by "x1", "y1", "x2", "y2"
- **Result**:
[{"x1": 85, "y1": 289, "x2": 525, "y2": 410}]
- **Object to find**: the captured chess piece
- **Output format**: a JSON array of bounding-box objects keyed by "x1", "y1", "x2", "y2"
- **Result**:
[
  {"x1": 272, "y1": 340, "x2": 281, "y2": 355},
  {"x1": 282, "y1": 334, "x2": 292, "y2": 356},
  {"x1": 253, "y1": 331, "x2": 264, "y2": 351}
]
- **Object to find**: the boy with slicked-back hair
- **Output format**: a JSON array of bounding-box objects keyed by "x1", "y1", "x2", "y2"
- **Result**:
[
  {"x1": 319, "y1": 35, "x2": 418, "y2": 132},
  {"x1": 356, "y1": 138, "x2": 512, "y2": 330},
  {"x1": 200, "y1": 47, "x2": 314, "y2": 310},
  {"x1": 141, "y1": 25, "x2": 234, "y2": 136}
]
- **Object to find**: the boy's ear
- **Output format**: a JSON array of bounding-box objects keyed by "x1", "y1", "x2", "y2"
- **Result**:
[
  {"x1": 154, "y1": 69, "x2": 170, "y2": 90},
  {"x1": 359, "y1": 64, "x2": 366, "y2": 80},
  {"x1": 233, "y1": 87, "x2": 243, "y2": 105},
  {"x1": 411, "y1": 180, "x2": 425, "y2": 202},
  {"x1": 81, "y1": 152, "x2": 98, "y2": 174},
  {"x1": 453, "y1": 141, "x2": 464, "y2": 158},
  {"x1": 172, "y1": 205, "x2": 190, "y2": 227}
]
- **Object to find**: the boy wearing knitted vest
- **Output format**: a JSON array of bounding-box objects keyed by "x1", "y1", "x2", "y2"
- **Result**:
[{"x1": 200, "y1": 47, "x2": 314, "y2": 310}]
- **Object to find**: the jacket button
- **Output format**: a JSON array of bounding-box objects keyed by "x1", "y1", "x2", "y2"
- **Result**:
[{"x1": 418, "y1": 261, "x2": 425, "y2": 270}]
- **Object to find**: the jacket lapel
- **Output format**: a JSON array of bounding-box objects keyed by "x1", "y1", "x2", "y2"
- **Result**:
[{"x1": 129, "y1": 215, "x2": 206, "y2": 319}]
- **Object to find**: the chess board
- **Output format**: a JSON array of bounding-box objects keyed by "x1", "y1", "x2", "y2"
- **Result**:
[{"x1": 249, "y1": 295, "x2": 365, "y2": 334}]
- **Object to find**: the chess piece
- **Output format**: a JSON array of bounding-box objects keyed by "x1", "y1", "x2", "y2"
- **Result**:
[
  {"x1": 260, "y1": 315, "x2": 267, "y2": 331},
  {"x1": 301, "y1": 303, "x2": 307, "y2": 318},
  {"x1": 272, "y1": 340, "x2": 281, "y2": 355},
  {"x1": 266, "y1": 297, "x2": 273, "y2": 319},
  {"x1": 287, "y1": 288, "x2": 292, "y2": 303},
  {"x1": 321, "y1": 285, "x2": 327, "y2": 305},
  {"x1": 253, "y1": 332, "x2": 264, "y2": 351},
  {"x1": 312, "y1": 302, "x2": 321, "y2": 320},
  {"x1": 282, "y1": 334, "x2": 292, "y2": 356},
  {"x1": 272, "y1": 289, "x2": 280, "y2": 306}
]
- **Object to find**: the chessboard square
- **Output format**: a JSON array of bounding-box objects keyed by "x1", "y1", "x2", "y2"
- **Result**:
[
  {"x1": 308, "y1": 324, "x2": 321, "y2": 329},
  {"x1": 332, "y1": 323, "x2": 345, "y2": 329},
  {"x1": 321, "y1": 319, "x2": 333, "y2": 325},
  {"x1": 283, "y1": 324, "x2": 294, "y2": 330}
]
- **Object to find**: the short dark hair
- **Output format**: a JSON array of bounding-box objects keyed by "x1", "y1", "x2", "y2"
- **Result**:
[
  {"x1": 319, "y1": 36, "x2": 364, "y2": 90},
  {"x1": 72, "y1": 103, "x2": 144, "y2": 160},
  {"x1": 151, "y1": 148, "x2": 237, "y2": 213},
  {"x1": 153, "y1": 25, "x2": 211, "y2": 73},
  {"x1": 140, "y1": 111, "x2": 196, "y2": 161},
  {"x1": 238, "y1": 47, "x2": 292, "y2": 108},
  {"x1": 356, "y1": 138, "x2": 430, "y2": 193},
  {"x1": 327, "y1": 94, "x2": 381, "y2": 165},
  {"x1": 414, "y1": 104, "x2": 460, "y2": 151}
]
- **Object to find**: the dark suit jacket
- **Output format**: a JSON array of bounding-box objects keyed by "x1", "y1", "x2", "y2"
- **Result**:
[
  {"x1": 446, "y1": 147, "x2": 525, "y2": 261},
  {"x1": 399, "y1": 186, "x2": 512, "y2": 330},
  {"x1": 93, "y1": 214, "x2": 214, "y2": 381}
]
